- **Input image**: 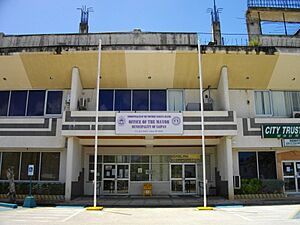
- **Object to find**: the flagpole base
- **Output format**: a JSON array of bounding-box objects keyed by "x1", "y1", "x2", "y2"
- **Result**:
[
  {"x1": 86, "y1": 206, "x2": 104, "y2": 211},
  {"x1": 197, "y1": 206, "x2": 214, "y2": 210}
]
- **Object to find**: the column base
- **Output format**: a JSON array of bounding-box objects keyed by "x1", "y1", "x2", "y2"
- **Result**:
[{"x1": 23, "y1": 196, "x2": 37, "y2": 208}]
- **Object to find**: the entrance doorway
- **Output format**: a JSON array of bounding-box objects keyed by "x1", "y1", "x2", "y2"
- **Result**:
[
  {"x1": 282, "y1": 161, "x2": 300, "y2": 193},
  {"x1": 170, "y1": 163, "x2": 197, "y2": 194},
  {"x1": 103, "y1": 163, "x2": 130, "y2": 194}
]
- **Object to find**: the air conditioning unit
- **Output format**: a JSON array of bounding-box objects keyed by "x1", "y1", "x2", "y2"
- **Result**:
[
  {"x1": 293, "y1": 111, "x2": 300, "y2": 118},
  {"x1": 78, "y1": 97, "x2": 88, "y2": 110},
  {"x1": 233, "y1": 175, "x2": 241, "y2": 189}
]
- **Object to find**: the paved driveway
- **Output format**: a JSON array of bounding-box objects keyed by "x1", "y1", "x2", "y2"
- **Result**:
[{"x1": 0, "y1": 204, "x2": 299, "y2": 225}]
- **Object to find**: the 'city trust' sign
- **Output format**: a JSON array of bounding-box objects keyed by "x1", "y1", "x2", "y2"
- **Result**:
[
  {"x1": 262, "y1": 124, "x2": 300, "y2": 139},
  {"x1": 116, "y1": 113, "x2": 183, "y2": 135}
]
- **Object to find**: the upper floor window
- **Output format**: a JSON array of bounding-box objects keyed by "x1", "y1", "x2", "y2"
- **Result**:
[
  {"x1": 150, "y1": 90, "x2": 167, "y2": 111},
  {"x1": 9, "y1": 91, "x2": 27, "y2": 116},
  {"x1": 255, "y1": 90, "x2": 300, "y2": 117},
  {"x1": 115, "y1": 90, "x2": 131, "y2": 111},
  {"x1": 0, "y1": 91, "x2": 10, "y2": 116},
  {"x1": 99, "y1": 90, "x2": 114, "y2": 111},
  {"x1": 99, "y1": 89, "x2": 167, "y2": 112},
  {"x1": 254, "y1": 91, "x2": 272, "y2": 116},
  {"x1": 27, "y1": 90, "x2": 46, "y2": 116},
  {"x1": 168, "y1": 90, "x2": 184, "y2": 111},
  {"x1": 132, "y1": 90, "x2": 149, "y2": 111},
  {"x1": 0, "y1": 90, "x2": 63, "y2": 117},
  {"x1": 46, "y1": 91, "x2": 63, "y2": 115}
]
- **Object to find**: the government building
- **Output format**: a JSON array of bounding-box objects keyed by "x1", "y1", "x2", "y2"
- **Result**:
[{"x1": 0, "y1": 0, "x2": 299, "y2": 201}]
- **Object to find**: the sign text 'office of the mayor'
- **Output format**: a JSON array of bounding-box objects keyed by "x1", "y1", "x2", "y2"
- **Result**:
[
  {"x1": 115, "y1": 113, "x2": 183, "y2": 135},
  {"x1": 262, "y1": 124, "x2": 300, "y2": 139}
]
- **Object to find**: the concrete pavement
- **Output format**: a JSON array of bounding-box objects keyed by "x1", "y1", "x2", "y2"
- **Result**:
[{"x1": 0, "y1": 204, "x2": 299, "y2": 225}]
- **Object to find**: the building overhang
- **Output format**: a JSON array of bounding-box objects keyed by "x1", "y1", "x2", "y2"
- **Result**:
[{"x1": 0, "y1": 48, "x2": 299, "y2": 90}]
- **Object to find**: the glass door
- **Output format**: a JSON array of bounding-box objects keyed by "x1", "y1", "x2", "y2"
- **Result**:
[
  {"x1": 170, "y1": 164, "x2": 183, "y2": 193},
  {"x1": 103, "y1": 164, "x2": 116, "y2": 193},
  {"x1": 116, "y1": 164, "x2": 130, "y2": 194},
  {"x1": 184, "y1": 164, "x2": 197, "y2": 194},
  {"x1": 170, "y1": 163, "x2": 197, "y2": 194},
  {"x1": 103, "y1": 163, "x2": 130, "y2": 194},
  {"x1": 282, "y1": 161, "x2": 300, "y2": 193}
]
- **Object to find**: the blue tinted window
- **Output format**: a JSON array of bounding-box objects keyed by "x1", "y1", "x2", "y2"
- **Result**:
[
  {"x1": 27, "y1": 90, "x2": 45, "y2": 116},
  {"x1": 238, "y1": 152, "x2": 258, "y2": 179},
  {"x1": 150, "y1": 90, "x2": 166, "y2": 111},
  {"x1": 115, "y1": 90, "x2": 131, "y2": 111},
  {"x1": 9, "y1": 91, "x2": 27, "y2": 116},
  {"x1": 46, "y1": 91, "x2": 62, "y2": 114},
  {"x1": 99, "y1": 90, "x2": 113, "y2": 111},
  {"x1": 133, "y1": 90, "x2": 149, "y2": 111},
  {"x1": 0, "y1": 91, "x2": 9, "y2": 116}
]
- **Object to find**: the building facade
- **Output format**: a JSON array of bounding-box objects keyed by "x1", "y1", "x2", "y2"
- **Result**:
[{"x1": 0, "y1": 1, "x2": 300, "y2": 201}]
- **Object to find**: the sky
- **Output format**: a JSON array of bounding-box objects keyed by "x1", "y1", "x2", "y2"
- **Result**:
[{"x1": 0, "y1": 0, "x2": 250, "y2": 44}]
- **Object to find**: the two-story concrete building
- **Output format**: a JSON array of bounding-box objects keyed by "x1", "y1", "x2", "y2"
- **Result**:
[{"x1": 0, "y1": 0, "x2": 299, "y2": 201}]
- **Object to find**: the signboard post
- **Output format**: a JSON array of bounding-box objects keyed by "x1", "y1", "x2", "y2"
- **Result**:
[
  {"x1": 28, "y1": 165, "x2": 34, "y2": 196},
  {"x1": 23, "y1": 164, "x2": 36, "y2": 208}
]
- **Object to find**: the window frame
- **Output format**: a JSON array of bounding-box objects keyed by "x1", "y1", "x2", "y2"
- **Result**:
[
  {"x1": 167, "y1": 89, "x2": 185, "y2": 112},
  {"x1": 0, "y1": 152, "x2": 21, "y2": 180},
  {"x1": 8, "y1": 90, "x2": 29, "y2": 117},
  {"x1": 149, "y1": 90, "x2": 167, "y2": 111},
  {"x1": 44, "y1": 90, "x2": 63, "y2": 117},
  {"x1": 99, "y1": 89, "x2": 114, "y2": 111},
  {"x1": 0, "y1": 151, "x2": 61, "y2": 182},
  {"x1": 114, "y1": 90, "x2": 132, "y2": 111},
  {"x1": 40, "y1": 152, "x2": 60, "y2": 181},
  {"x1": 0, "y1": 91, "x2": 10, "y2": 117},
  {"x1": 20, "y1": 152, "x2": 41, "y2": 180},
  {"x1": 26, "y1": 90, "x2": 47, "y2": 117},
  {"x1": 254, "y1": 90, "x2": 273, "y2": 117},
  {"x1": 132, "y1": 90, "x2": 150, "y2": 111},
  {"x1": 0, "y1": 90, "x2": 63, "y2": 118},
  {"x1": 238, "y1": 151, "x2": 278, "y2": 180}
]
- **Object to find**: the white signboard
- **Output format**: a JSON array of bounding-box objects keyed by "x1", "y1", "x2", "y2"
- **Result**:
[
  {"x1": 282, "y1": 139, "x2": 300, "y2": 147},
  {"x1": 28, "y1": 165, "x2": 34, "y2": 176},
  {"x1": 116, "y1": 113, "x2": 183, "y2": 135}
]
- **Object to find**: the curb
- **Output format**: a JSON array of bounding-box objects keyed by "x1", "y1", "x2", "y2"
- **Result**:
[{"x1": 0, "y1": 202, "x2": 18, "y2": 209}]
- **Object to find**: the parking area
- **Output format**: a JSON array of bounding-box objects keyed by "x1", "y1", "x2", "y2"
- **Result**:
[{"x1": 0, "y1": 204, "x2": 299, "y2": 225}]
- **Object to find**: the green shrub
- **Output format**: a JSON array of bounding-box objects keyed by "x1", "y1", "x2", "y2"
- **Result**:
[
  {"x1": 235, "y1": 178, "x2": 285, "y2": 195},
  {"x1": 261, "y1": 179, "x2": 284, "y2": 194},
  {"x1": 239, "y1": 178, "x2": 262, "y2": 194},
  {"x1": 0, "y1": 182, "x2": 9, "y2": 194},
  {"x1": 0, "y1": 182, "x2": 65, "y2": 195},
  {"x1": 249, "y1": 39, "x2": 261, "y2": 47}
]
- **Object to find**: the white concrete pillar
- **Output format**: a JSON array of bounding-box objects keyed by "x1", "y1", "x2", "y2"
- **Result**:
[
  {"x1": 217, "y1": 66, "x2": 230, "y2": 111},
  {"x1": 65, "y1": 137, "x2": 74, "y2": 200},
  {"x1": 225, "y1": 137, "x2": 234, "y2": 200},
  {"x1": 65, "y1": 137, "x2": 82, "y2": 200},
  {"x1": 216, "y1": 136, "x2": 234, "y2": 200},
  {"x1": 70, "y1": 67, "x2": 82, "y2": 111}
]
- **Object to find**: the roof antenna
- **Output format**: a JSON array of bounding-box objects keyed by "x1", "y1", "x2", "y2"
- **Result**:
[
  {"x1": 207, "y1": 0, "x2": 223, "y2": 45},
  {"x1": 77, "y1": 6, "x2": 93, "y2": 33}
]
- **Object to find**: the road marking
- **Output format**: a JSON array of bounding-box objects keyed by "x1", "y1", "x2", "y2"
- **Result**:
[
  {"x1": 291, "y1": 209, "x2": 300, "y2": 219},
  {"x1": 233, "y1": 213, "x2": 254, "y2": 221},
  {"x1": 61, "y1": 209, "x2": 84, "y2": 222}
]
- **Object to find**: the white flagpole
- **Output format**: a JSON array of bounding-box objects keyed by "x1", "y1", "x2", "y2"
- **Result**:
[
  {"x1": 197, "y1": 39, "x2": 207, "y2": 208},
  {"x1": 93, "y1": 39, "x2": 102, "y2": 208}
]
